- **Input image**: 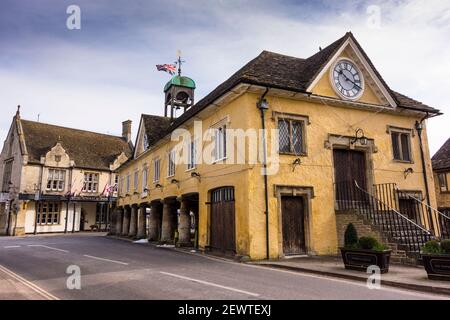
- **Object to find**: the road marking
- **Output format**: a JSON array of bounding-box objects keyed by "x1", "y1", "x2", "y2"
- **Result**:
[
  {"x1": 160, "y1": 271, "x2": 260, "y2": 297},
  {"x1": 83, "y1": 255, "x2": 129, "y2": 265},
  {"x1": 0, "y1": 265, "x2": 59, "y2": 300},
  {"x1": 27, "y1": 245, "x2": 69, "y2": 253},
  {"x1": 172, "y1": 250, "x2": 449, "y2": 299},
  {"x1": 3, "y1": 245, "x2": 21, "y2": 248}
]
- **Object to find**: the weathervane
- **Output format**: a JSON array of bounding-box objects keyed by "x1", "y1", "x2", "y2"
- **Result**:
[
  {"x1": 156, "y1": 49, "x2": 186, "y2": 76},
  {"x1": 175, "y1": 50, "x2": 185, "y2": 76}
]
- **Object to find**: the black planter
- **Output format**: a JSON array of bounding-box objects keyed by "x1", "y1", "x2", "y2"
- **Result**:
[
  {"x1": 422, "y1": 254, "x2": 450, "y2": 281},
  {"x1": 340, "y1": 248, "x2": 392, "y2": 274}
]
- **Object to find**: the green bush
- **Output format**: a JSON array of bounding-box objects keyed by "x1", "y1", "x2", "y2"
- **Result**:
[
  {"x1": 440, "y1": 240, "x2": 450, "y2": 254},
  {"x1": 422, "y1": 240, "x2": 441, "y2": 254},
  {"x1": 344, "y1": 223, "x2": 358, "y2": 248},
  {"x1": 372, "y1": 242, "x2": 389, "y2": 251},
  {"x1": 358, "y1": 236, "x2": 379, "y2": 250}
]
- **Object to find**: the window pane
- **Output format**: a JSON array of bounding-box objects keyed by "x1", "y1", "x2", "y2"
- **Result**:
[
  {"x1": 292, "y1": 121, "x2": 303, "y2": 154},
  {"x1": 439, "y1": 174, "x2": 448, "y2": 192},
  {"x1": 400, "y1": 133, "x2": 411, "y2": 161},
  {"x1": 223, "y1": 125, "x2": 227, "y2": 158},
  {"x1": 391, "y1": 132, "x2": 400, "y2": 160},
  {"x1": 278, "y1": 120, "x2": 290, "y2": 153}
]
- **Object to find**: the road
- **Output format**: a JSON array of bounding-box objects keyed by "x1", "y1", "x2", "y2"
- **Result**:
[{"x1": 0, "y1": 233, "x2": 447, "y2": 300}]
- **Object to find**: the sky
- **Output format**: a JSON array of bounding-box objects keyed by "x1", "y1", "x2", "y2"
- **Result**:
[{"x1": 0, "y1": 0, "x2": 449, "y2": 155}]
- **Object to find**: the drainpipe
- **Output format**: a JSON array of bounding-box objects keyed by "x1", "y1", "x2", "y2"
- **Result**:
[
  {"x1": 415, "y1": 114, "x2": 434, "y2": 233},
  {"x1": 257, "y1": 88, "x2": 270, "y2": 260}
]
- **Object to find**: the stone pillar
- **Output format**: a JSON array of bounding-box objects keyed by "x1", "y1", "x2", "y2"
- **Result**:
[
  {"x1": 128, "y1": 205, "x2": 137, "y2": 237},
  {"x1": 160, "y1": 199, "x2": 177, "y2": 243},
  {"x1": 121, "y1": 207, "x2": 130, "y2": 236},
  {"x1": 178, "y1": 198, "x2": 191, "y2": 246},
  {"x1": 148, "y1": 201, "x2": 162, "y2": 241},
  {"x1": 137, "y1": 205, "x2": 146, "y2": 239},
  {"x1": 114, "y1": 208, "x2": 123, "y2": 236}
]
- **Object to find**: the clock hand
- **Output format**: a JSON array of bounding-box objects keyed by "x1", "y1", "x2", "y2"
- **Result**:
[{"x1": 338, "y1": 70, "x2": 362, "y2": 90}]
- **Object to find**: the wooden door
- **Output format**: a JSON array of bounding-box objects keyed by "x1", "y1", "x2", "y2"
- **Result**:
[
  {"x1": 210, "y1": 187, "x2": 236, "y2": 254},
  {"x1": 399, "y1": 198, "x2": 419, "y2": 223},
  {"x1": 281, "y1": 196, "x2": 306, "y2": 255},
  {"x1": 333, "y1": 149, "x2": 367, "y2": 201}
]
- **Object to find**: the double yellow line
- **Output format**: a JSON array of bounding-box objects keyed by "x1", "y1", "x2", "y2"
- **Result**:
[{"x1": 0, "y1": 264, "x2": 60, "y2": 300}]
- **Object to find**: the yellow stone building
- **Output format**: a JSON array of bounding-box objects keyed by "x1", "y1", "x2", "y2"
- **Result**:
[
  {"x1": 432, "y1": 138, "x2": 450, "y2": 237},
  {"x1": 115, "y1": 32, "x2": 446, "y2": 260}
]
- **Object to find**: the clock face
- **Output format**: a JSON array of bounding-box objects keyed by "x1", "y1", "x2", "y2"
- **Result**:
[{"x1": 331, "y1": 60, "x2": 364, "y2": 100}]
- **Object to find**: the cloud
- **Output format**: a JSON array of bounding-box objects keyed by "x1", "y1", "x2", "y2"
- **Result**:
[{"x1": 0, "y1": 0, "x2": 449, "y2": 154}]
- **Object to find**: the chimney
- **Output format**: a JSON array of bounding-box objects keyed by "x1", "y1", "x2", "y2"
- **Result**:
[{"x1": 122, "y1": 120, "x2": 132, "y2": 143}]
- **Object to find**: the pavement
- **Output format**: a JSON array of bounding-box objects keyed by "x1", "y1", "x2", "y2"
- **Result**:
[
  {"x1": 0, "y1": 233, "x2": 448, "y2": 300},
  {"x1": 249, "y1": 256, "x2": 450, "y2": 296}
]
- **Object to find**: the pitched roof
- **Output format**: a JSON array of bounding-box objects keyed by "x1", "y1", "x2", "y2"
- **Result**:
[
  {"x1": 20, "y1": 119, "x2": 133, "y2": 170},
  {"x1": 432, "y1": 138, "x2": 450, "y2": 171},
  {"x1": 169, "y1": 32, "x2": 439, "y2": 132},
  {"x1": 141, "y1": 114, "x2": 172, "y2": 147}
]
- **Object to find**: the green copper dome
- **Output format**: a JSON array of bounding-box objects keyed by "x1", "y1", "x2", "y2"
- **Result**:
[{"x1": 164, "y1": 75, "x2": 196, "y2": 92}]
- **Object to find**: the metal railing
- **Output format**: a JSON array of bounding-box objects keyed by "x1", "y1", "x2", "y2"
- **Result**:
[
  {"x1": 394, "y1": 189, "x2": 450, "y2": 240},
  {"x1": 334, "y1": 180, "x2": 434, "y2": 253}
]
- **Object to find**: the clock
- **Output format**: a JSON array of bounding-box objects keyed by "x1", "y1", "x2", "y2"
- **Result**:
[{"x1": 331, "y1": 59, "x2": 364, "y2": 100}]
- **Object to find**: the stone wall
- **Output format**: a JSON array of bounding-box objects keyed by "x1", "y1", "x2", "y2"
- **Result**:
[{"x1": 335, "y1": 210, "x2": 386, "y2": 249}]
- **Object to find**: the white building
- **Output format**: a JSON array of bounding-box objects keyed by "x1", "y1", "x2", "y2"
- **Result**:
[{"x1": 0, "y1": 107, "x2": 132, "y2": 235}]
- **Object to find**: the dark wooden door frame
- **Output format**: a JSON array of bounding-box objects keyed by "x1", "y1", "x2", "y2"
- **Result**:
[
  {"x1": 325, "y1": 134, "x2": 376, "y2": 196},
  {"x1": 274, "y1": 185, "x2": 314, "y2": 258},
  {"x1": 208, "y1": 187, "x2": 236, "y2": 255},
  {"x1": 281, "y1": 196, "x2": 306, "y2": 255}
]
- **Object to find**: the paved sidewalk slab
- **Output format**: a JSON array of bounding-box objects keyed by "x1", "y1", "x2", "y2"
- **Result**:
[{"x1": 250, "y1": 256, "x2": 450, "y2": 296}]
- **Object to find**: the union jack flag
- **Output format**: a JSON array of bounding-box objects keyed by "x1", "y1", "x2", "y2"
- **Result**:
[
  {"x1": 156, "y1": 64, "x2": 177, "y2": 75},
  {"x1": 102, "y1": 183, "x2": 118, "y2": 197}
]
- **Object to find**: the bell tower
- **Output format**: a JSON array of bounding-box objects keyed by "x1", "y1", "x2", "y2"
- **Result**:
[{"x1": 164, "y1": 53, "x2": 196, "y2": 120}]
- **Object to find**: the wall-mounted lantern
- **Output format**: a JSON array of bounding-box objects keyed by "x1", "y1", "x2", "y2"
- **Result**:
[{"x1": 351, "y1": 128, "x2": 368, "y2": 146}]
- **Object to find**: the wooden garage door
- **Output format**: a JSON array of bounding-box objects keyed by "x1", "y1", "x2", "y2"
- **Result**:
[
  {"x1": 281, "y1": 196, "x2": 306, "y2": 255},
  {"x1": 210, "y1": 187, "x2": 236, "y2": 254}
]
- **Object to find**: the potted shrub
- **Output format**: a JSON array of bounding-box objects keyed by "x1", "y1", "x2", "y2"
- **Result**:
[
  {"x1": 422, "y1": 239, "x2": 450, "y2": 281},
  {"x1": 340, "y1": 223, "x2": 392, "y2": 274}
]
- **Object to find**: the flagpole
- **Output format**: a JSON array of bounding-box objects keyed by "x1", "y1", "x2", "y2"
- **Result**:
[{"x1": 64, "y1": 168, "x2": 74, "y2": 234}]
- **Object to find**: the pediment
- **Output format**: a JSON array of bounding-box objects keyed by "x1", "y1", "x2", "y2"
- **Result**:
[
  {"x1": 43, "y1": 143, "x2": 72, "y2": 167},
  {"x1": 307, "y1": 37, "x2": 397, "y2": 108}
]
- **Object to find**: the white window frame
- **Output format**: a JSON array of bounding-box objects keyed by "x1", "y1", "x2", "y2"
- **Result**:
[
  {"x1": 36, "y1": 202, "x2": 61, "y2": 225},
  {"x1": 214, "y1": 125, "x2": 227, "y2": 162},
  {"x1": 126, "y1": 174, "x2": 131, "y2": 194},
  {"x1": 134, "y1": 171, "x2": 139, "y2": 191},
  {"x1": 82, "y1": 172, "x2": 99, "y2": 193},
  {"x1": 46, "y1": 169, "x2": 66, "y2": 192},
  {"x1": 167, "y1": 150, "x2": 176, "y2": 178},
  {"x1": 187, "y1": 139, "x2": 197, "y2": 171},
  {"x1": 119, "y1": 177, "x2": 124, "y2": 195},
  {"x1": 142, "y1": 167, "x2": 148, "y2": 192},
  {"x1": 153, "y1": 158, "x2": 161, "y2": 183}
]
